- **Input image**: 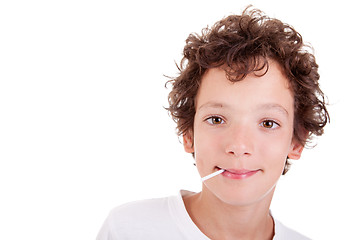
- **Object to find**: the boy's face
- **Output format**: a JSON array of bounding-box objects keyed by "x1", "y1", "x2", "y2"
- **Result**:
[{"x1": 183, "y1": 60, "x2": 304, "y2": 206}]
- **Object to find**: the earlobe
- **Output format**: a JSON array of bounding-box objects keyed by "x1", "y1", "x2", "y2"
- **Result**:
[
  {"x1": 183, "y1": 133, "x2": 194, "y2": 153},
  {"x1": 288, "y1": 141, "x2": 304, "y2": 160}
]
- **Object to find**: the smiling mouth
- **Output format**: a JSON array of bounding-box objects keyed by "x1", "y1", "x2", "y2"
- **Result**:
[{"x1": 216, "y1": 167, "x2": 260, "y2": 180}]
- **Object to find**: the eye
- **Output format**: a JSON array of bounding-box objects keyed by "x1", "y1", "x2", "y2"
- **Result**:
[
  {"x1": 205, "y1": 116, "x2": 225, "y2": 125},
  {"x1": 261, "y1": 120, "x2": 280, "y2": 129}
]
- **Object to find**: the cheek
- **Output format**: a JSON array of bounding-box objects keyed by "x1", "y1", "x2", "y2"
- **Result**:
[
  {"x1": 257, "y1": 132, "x2": 292, "y2": 167},
  {"x1": 192, "y1": 127, "x2": 222, "y2": 170},
  {"x1": 193, "y1": 133, "x2": 215, "y2": 161}
]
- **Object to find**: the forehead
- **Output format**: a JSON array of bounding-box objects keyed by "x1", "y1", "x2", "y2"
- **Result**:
[{"x1": 195, "y1": 61, "x2": 294, "y2": 113}]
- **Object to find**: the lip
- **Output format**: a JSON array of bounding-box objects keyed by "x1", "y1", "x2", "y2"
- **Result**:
[{"x1": 220, "y1": 168, "x2": 260, "y2": 180}]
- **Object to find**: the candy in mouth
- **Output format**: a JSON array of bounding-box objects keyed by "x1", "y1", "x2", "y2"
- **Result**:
[{"x1": 201, "y1": 169, "x2": 225, "y2": 182}]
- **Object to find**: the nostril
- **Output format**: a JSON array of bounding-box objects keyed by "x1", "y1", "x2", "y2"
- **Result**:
[{"x1": 226, "y1": 149, "x2": 251, "y2": 157}]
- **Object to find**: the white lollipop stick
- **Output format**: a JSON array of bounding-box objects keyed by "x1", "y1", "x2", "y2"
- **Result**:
[{"x1": 201, "y1": 169, "x2": 225, "y2": 182}]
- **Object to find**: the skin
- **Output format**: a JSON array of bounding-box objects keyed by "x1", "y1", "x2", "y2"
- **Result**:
[{"x1": 182, "y1": 60, "x2": 304, "y2": 240}]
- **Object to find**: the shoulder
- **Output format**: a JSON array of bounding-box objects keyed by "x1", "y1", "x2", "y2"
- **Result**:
[
  {"x1": 273, "y1": 219, "x2": 312, "y2": 240},
  {"x1": 97, "y1": 195, "x2": 180, "y2": 240},
  {"x1": 108, "y1": 196, "x2": 173, "y2": 227}
]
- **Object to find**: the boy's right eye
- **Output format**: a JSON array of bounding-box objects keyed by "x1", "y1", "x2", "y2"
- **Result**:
[{"x1": 205, "y1": 116, "x2": 224, "y2": 125}]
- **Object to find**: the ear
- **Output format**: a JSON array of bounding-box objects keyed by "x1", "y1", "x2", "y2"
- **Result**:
[
  {"x1": 183, "y1": 132, "x2": 194, "y2": 153},
  {"x1": 288, "y1": 140, "x2": 304, "y2": 160}
]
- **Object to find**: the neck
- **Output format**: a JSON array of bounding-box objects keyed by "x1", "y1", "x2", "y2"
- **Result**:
[{"x1": 183, "y1": 186, "x2": 275, "y2": 240}]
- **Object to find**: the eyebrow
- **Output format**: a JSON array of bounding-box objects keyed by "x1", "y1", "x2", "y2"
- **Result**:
[
  {"x1": 258, "y1": 103, "x2": 289, "y2": 116},
  {"x1": 197, "y1": 102, "x2": 228, "y2": 111},
  {"x1": 197, "y1": 102, "x2": 289, "y2": 116}
]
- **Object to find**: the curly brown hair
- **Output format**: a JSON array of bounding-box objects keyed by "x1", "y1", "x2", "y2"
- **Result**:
[{"x1": 166, "y1": 7, "x2": 329, "y2": 174}]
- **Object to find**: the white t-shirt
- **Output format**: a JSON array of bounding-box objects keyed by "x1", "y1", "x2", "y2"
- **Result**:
[{"x1": 97, "y1": 190, "x2": 311, "y2": 240}]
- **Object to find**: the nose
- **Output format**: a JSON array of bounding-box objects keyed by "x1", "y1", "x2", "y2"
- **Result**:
[{"x1": 224, "y1": 124, "x2": 254, "y2": 157}]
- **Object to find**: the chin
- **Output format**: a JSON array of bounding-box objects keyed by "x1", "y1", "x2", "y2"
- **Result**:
[{"x1": 209, "y1": 185, "x2": 277, "y2": 207}]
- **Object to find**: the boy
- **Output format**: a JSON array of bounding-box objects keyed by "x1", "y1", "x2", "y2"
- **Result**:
[{"x1": 97, "y1": 7, "x2": 329, "y2": 240}]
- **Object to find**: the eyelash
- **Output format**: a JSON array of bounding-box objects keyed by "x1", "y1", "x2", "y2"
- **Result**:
[
  {"x1": 205, "y1": 116, "x2": 225, "y2": 125},
  {"x1": 260, "y1": 119, "x2": 280, "y2": 129}
]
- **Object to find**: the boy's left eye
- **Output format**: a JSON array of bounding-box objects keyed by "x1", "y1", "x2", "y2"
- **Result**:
[{"x1": 261, "y1": 120, "x2": 279, "y2": 129}]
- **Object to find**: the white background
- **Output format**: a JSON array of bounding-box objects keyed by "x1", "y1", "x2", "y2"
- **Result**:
[{"x1": 0, "y1": 0, "x2": 359, "y2": 239}]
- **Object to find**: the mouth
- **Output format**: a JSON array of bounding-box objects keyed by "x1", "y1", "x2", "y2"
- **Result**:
[{"x1": 216, "y1": 167, "x2": 260, "y2": 180}]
